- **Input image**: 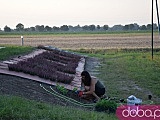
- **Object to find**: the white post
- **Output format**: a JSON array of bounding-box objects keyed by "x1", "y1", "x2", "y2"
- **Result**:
[{"x1": 21, "y1": 36, "x2": 24, "y2": 46}]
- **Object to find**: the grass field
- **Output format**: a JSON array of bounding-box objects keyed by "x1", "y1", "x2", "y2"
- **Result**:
[
  {"x1": 74, "y1": 49, "x2": 160, "y2": 104},
  {"x1": 0, "y1": 45, "x2": 34, "y2": 61}
]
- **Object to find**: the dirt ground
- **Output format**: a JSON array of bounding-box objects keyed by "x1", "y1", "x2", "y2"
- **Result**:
[
  {"x1": 0, "y1": 57, "x2": 98, "y2": 110},
  {"x1": 0, "y1": 34, "x2": 160, "y2": 49}
]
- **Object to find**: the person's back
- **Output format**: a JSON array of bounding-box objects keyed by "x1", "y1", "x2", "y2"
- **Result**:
[
  {"x1": 95, "y1": 80, "x2": 105, "y2": 97},
  {"x1": 95, "y1": 80, "x2": 105, "y2": 89}
]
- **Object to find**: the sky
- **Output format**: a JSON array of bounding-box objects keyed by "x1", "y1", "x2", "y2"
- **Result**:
[{"x1": 0, "y1": 0, "x2": 159, "y2": 30}]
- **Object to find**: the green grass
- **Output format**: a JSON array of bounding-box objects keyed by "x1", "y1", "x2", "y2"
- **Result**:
[
  {"x1": 0, "y1": 30, "x2": 156, "y2": 36},
  {"x1": 0, "y1": 95, "x2": 117, "y2": 120},
  {"x1": 0, "y1": 45, "x2": 34, "y2": 61},
  {"x1": 74, "y1": 48, "x2": 160, "y2": 104}
]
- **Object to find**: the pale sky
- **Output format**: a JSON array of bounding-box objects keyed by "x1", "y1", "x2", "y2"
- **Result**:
[{"x1": 0, "y1": 0, "x2": 159, "y2": 30}]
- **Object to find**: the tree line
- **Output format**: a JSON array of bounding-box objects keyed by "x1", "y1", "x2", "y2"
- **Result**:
[{"x1": 1, "y1": 23, "x2": 158, "y2": 32}]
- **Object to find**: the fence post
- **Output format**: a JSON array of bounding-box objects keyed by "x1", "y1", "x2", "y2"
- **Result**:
[{"x1": 21, "y1": 36, "x2": 24, "y2": 46}]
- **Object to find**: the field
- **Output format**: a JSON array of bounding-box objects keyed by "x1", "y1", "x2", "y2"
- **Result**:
[
  {"x1": 0, "y1": 32, "x2": 160, "y2": 120},
  {"x1": 0, "y1": 32, "x2": 160, "y2": 49}
]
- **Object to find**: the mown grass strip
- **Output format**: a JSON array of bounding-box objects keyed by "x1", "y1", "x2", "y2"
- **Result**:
[
  {"x1": 0, "y1": 31, "x2": 155, "y2": 36},
  {"x1": 74, "y1": 49, "x2": 160, "y2": 104},
  {"x1": 0, "y1": 95, "x2": 117, "y2": 120},
  {"x1": 0, "y1": 45, "x2": 34, "y2": 61}
]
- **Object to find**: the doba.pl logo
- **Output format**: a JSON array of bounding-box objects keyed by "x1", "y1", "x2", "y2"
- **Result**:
[{"x1": 116, "y1": 105, "x2": 160, "y2": 120}]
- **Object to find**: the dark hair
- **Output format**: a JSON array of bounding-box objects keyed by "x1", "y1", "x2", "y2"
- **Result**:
[{"x1": 81, "y1": 71, "x2": 91, "y2": 86}]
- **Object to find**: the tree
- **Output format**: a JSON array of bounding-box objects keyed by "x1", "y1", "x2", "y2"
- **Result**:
[
  {"x1": 103, "y1": 25, "x2": 109, "y2": 31},
  {"x1": 16, "y1": 23, "x2": 24, "y2": 31},
  {"x1": 75, "y1": 24, "x2": 81, "y2": 29},
  {"x1": 128, "y1": 24, "x2": 135, "y2": 30},
  {"x1": 60, "y1": 25, "x2": 69, "y2": 31},
  {"x1": 97, "y1": 25, "x2": 101, "y2": 30},
  {"x1": 111, "y1": 25, "x2": 123, "y2": 31},
  {"x1": 82, "y1": 25, "x2": 89, "y2": 31},
  {"x1": 45, "y1": 26, "x2": 52, "y2": 31},
  {"x1": 29, "y1": 27, "x2": 36, "y2": 32},
  {"x1": 89, "y1": 25, "x2": 96, "y2": 31},
  {"x1": 72, "y1": 25, "x2": 82, "y2": 32},
  {"x1": 53, "y1": 26, "x2": 60, "y2": 31},
  {"x1": 35, "y1": 25, "x2": 45, "y2": 32},
  {"x1": 124, "y1": 24, "x2": 135, "y2": 31},
  {"x1": 140, "y1": 25, "x2": 147, "y2": 30},
  {"x1": 133, "y1": 23, "x2": 139, "y2": 30},
  {"x1": 123, "y1": 25, "x2": 129, "y2": 31},
  {"x1": 4, "y1": 25, "x2": 11, "y2": 32},
  {"x1": 68, "y1": 25, "x2": 74, "y2": 31},
  {"x1": 146, "y1": 23, "x2": 158, "y2": 30},
  {"x1": 153, "y1": 23, "x2": 158, "y2": 30}
]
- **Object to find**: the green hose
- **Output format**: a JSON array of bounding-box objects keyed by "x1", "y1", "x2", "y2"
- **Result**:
[
  {"x1": 50, "y1": 86, "x2": 96, "y2": 106},
  {"x1": 40, "y1": 84, "x2": 95, "y2": 108}
]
